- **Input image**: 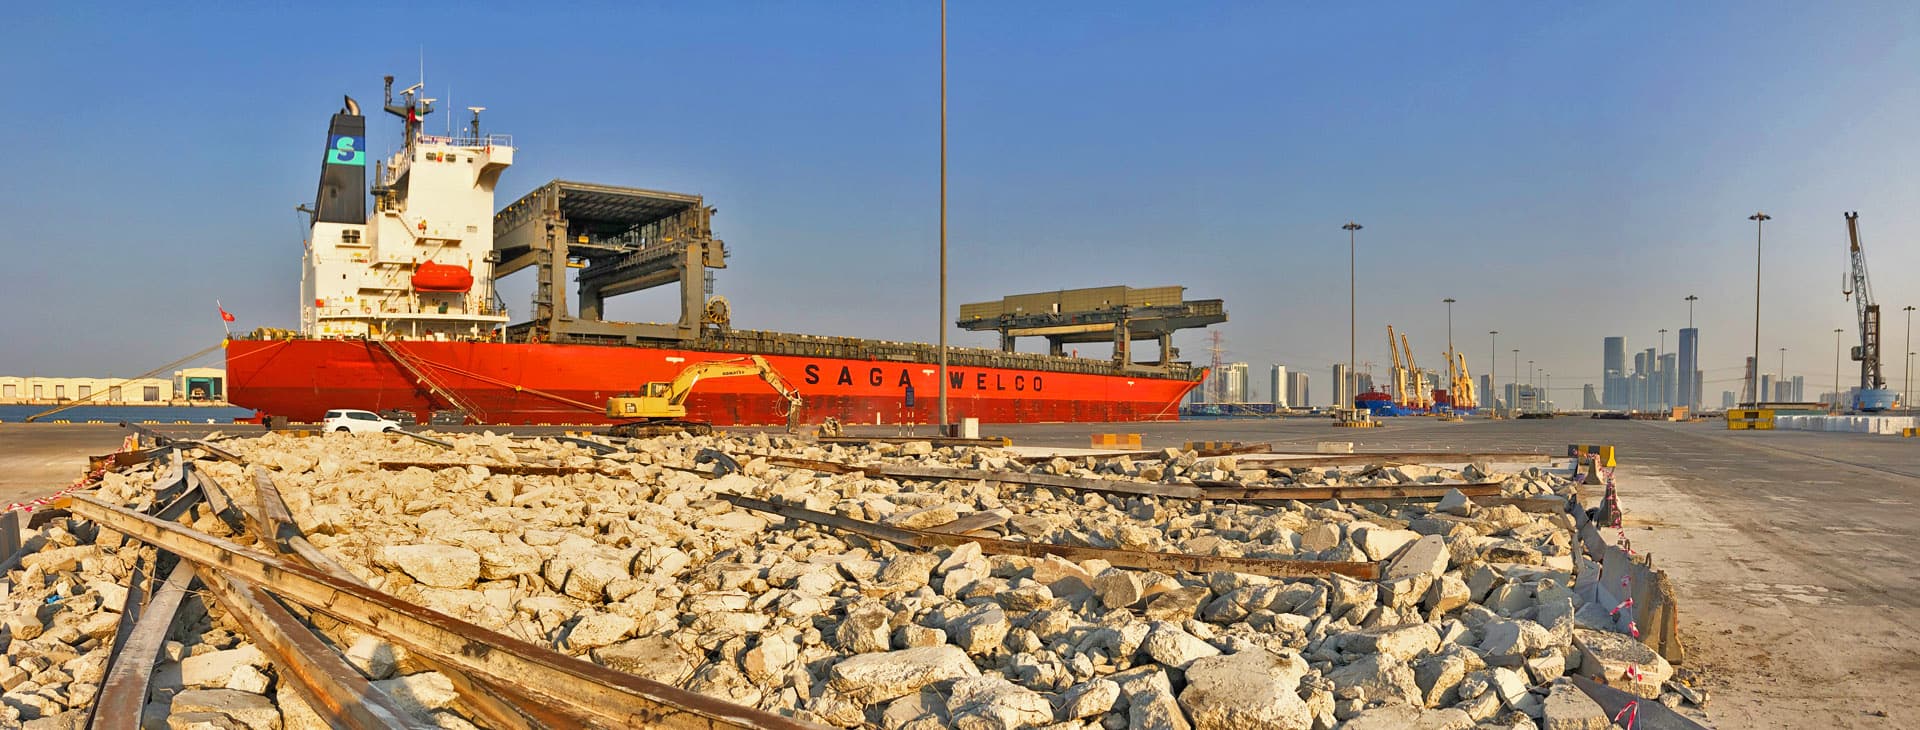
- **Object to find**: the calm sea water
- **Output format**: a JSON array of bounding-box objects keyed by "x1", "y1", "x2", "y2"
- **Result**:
[{"x1": 0, "y1": 404, "x2": 255, "y2": 423}]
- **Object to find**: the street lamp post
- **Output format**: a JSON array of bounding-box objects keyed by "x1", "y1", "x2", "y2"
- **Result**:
[
  {"x1": 1905, "y1": 305, "x2": 1916, "y2": 409},
  {"x1": 1749, "y1": 212, "x2": 1771, "y2": 405},
  {"x1": 1685, "y1": 295, "x2": 1698, "y2": 328},
  {"x1": 1343, "y1": 222, "x2": 1362, "y2": 410},
  {"x1": 937, "y1": 0, "x2": 950, "y2": 433},
  {"x1": 1443, "y1": 298, "x2": 1456, "y2": 409},
  {"x1": 1511, "y1": 349, "x2": 1519, "y2": 416},
  {"x1": 1778, "y1": 347, "x2": 1787, "y2": 401},
  {"x1": 1834, "y1": 328, "x2": 1844, "y2": 413}
]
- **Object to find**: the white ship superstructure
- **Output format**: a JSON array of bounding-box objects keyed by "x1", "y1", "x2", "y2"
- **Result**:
[{"x1": 301, "y1": 77, "x2": 513, "y2": 339}]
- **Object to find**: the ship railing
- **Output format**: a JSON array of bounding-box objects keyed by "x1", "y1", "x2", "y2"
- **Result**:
[{"x1": 417, "y1": 133, "x2": 513, "y2": 149}]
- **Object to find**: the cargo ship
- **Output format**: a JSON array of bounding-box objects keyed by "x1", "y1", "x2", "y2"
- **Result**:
[{"x1": 226, "y1": 79, "x2": 1222, "y2": 426}]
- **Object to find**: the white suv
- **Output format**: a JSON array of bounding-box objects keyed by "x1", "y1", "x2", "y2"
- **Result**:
[{"x1": 322, "y1": 409, "x2": 403, "y2": 434}]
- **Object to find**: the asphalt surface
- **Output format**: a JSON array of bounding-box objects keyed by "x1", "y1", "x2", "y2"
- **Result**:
[{"x1": 4, "y1": 415, "x2": 1915, "y2": 726}]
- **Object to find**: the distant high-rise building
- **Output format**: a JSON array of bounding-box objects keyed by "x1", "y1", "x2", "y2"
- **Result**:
[
  {"x1": 1722, "y1": 391, "x2": 1736, "y2": 409},
  {"x1": 1677, "y1": 328, "x2": 1700, "y2": 410},
  {"x1": 1658, "y1": 353, "x2": 1678, "y2": 408},
  {"x1": 1333, "y1": 364, "x2": 1349, "y2": 407},
  {"x1": 1220, "y1": 363, "x2": 1249, "y2": 403},
  {"x1": 1791, "y1": 375, "x2": 1805, "y2": 402},
  {"x1": 1582, "y1": 384, "x2": 1600, "y2": 410},
  {"x1": 1760, "y1": 374, "x2": 1773, "y2": 403},
  {"x1": 1289, "y1": 371, "x2": 1310, "y2": 408},
  {"x1": 1356, "y1": 372, "x2": 1375, "y2": 397},
  {"x1": 1268, "y1": 365, "x2": 1288, "y2": 407},
  {"x1": 1603, "y1": 336, "x2": 1628, "y2": 408}
]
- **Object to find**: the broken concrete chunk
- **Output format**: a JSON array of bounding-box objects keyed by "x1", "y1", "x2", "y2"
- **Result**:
[
  {"x1": 1177, "y1": 648, "x2": 1313, "y2": 730},
  {"x1": 1140, "y1": 621, "x2": 1221, "y2": 669},
  {"x1": 1542, "y1": 678, "x2": 1610, "y2": 729},
  {"x1": 168, "y1": 689, "x2": 280, "y2": 730},
  {"x1": 377, "y1": 544, "x2": 481, "y2": 588},
  {"x1": 1572, "y1": 628, "x2": 1673, "y2": 698},
  {"x1": 1383, "y1": 535, "x2": 1450, "y2": 580},
  {"x1": 946, "y1": 675, "x2": 1053, "y2": 730},
  {"x1": 828, "y1": 646, "x2": 981, "y2": 704}
]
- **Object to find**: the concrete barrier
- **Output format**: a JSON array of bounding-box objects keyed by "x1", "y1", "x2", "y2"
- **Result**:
[{"x1": 1569, "y1": 468, "x2": 1685, "y2": 665}]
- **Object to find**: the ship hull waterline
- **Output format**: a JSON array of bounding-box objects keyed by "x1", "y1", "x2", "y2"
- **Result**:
[{"x1": 226, "y1": 339, "x2": 1199, "y2": 426}]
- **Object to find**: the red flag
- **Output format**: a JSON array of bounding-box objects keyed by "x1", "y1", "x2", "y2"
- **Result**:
[{"x1": 219, "y1": 305, "x2": 235, "y2": 323}]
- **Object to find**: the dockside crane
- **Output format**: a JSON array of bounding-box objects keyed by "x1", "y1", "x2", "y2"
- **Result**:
[
  {"x1": 1843, "y1": 212, "x2": 1897, "y2": 411},
  {"x1": 1401, "y1": 332, "x2": 1433, "y2": 410},
  {"x1": 1453, "y1": 351, "x2": 1478, "y2": 410},
  {"x1": 1387, "y1": 325, "x2": 1408, "y2": 406}
]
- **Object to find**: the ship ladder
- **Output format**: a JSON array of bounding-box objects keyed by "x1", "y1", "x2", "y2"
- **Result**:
[{"x1": 372, "y1": 339, "x2": 487, "y2": 423}]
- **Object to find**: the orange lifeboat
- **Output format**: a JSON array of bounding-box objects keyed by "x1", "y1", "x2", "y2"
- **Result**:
[{"x1": 411, "y1": 261, "x2": 473, "y2": 292}]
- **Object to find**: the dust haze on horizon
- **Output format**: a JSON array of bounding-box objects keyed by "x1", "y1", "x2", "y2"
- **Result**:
[{"x1": 3, "y1": 3, "x2": 1919, "y2": 405}]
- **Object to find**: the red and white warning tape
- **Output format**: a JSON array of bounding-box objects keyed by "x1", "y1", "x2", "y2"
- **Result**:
[
  {"x1": 1612, "y1": 700, "x2": 1639, "y2": 729},
  {"x1": 4, "y1": 435, "x2": 135, "y2": 514}
]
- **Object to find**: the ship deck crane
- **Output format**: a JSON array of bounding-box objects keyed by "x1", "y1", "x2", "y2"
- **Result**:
[
  {"x1": 1844, "y1": 212, "x2": 1897, "y2": 411},
  {"x1": 605, "y1": 355, "x2": 803, "y2": 437}
]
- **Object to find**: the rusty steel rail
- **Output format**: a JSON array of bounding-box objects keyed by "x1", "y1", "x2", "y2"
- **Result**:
[
  {"x1": 119, "y1": 421, "x2": 246, "y2": 464},
  {"x1": 743, "y1": 454, "x2": 1504, "y2": 504},
  {"x1": 196, "y1": 566, "x2": 430, "y2": 729},
  {"x1": 67, "y1": 495, "x2": 828, "y2": 730},
  {"x1": 376, "y1": 461, "x2": 607, "y2": 476},
  {"x1": 92, "y1": 561, "x2": 195, "y2": 730},
  {"x1": 246, "y1": 470, "x2": 548, "y2": 730},
  {"x1": 816, "y1": 435, "x2": 1010, "y2": 447},
  {"x1": 718, "y1": 493, "x2": 1380, "y2": 580}
]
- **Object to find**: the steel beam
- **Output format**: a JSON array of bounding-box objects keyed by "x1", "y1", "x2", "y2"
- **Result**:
[
  {"x1": 92, "y1": 561, "x2": 195, "y2": 730},
  {"x1": 195, "y1": 566, "x2": 430, "y2": 729},
  {"x1": 67, "y1": 496, "x2": 826, "y2": 730},
  {"x1": 718, "y1": 493, "x2": 1379, "y2": 579}
]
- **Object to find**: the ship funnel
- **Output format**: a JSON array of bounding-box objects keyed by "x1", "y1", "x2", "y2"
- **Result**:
[{"x1": 312, "y1": 97, "x2": 368, "y2": 225}]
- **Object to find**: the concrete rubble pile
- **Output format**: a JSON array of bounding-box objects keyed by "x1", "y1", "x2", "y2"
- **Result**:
[{"x1": 0, "y1": 430, "x2": 1680, "y2": 729}]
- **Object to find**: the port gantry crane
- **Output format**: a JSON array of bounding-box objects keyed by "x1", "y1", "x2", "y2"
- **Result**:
[
  {"x1": 1452, "y1": 351, "x2": 1478, "y2": 410},
  {"x1": 1387, "y1": 325, "x2": 1409, "y2": 407},
  {"x1": 1843, "y1": 212, "x2": 1897, "y2": 411}
]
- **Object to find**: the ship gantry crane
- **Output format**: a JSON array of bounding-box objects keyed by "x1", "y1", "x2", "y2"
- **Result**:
[{"x1": 1843, "y1": 212, "x2": 1897, "y2": 411}]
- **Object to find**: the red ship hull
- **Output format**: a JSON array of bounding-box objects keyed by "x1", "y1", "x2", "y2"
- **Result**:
[{"x1": 226, "y1": 339, "x2": 1199, "y2": 426}]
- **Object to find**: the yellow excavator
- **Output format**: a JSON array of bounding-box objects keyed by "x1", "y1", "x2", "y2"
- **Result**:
[{"x1": 604, "y1": 355, "x2": 804, "y2": 437}]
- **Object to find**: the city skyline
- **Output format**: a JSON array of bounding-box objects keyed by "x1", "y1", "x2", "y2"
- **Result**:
[{"x1": 5, "y1": 5, "x2": 1920, "y2": 396}]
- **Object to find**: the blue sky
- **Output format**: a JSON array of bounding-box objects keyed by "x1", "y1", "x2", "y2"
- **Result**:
[{"x1": 4, "y1": 3, "x2": 1920, "y2": 404}]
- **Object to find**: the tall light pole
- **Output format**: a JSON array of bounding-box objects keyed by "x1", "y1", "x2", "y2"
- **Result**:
[
  {"x1": 1834, "y1": 328, "x2": 1844, "y2": 413},
  {"x1": 1749, "y1": 212, "x2": 1770, "y2": 405},
  {"x1": 937, "y1": 0, "x2": 950, "y2": 432},
  {"x1": 1544, "y1": 371, "x2": 1551, "y2": 412},
  {"x1": 1905, "y1": 305, "x2": 1916, "y2": 409},
  {"x1": 1443, "y1": 298, "x2": 1457, "y2": 407},
  {"x1": 1777, "y1": 346, "x2": 1787, "y2": 401},
  {"x1": 1343, "y1": 222, "x2": 1362, "y2": 409},
  {"x1": 1511, "y1": 348, "x2": 1519, "y2": 416},
  {"x1": 1685, "y1": 295, "x2": 1699, "y2": 329}
]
